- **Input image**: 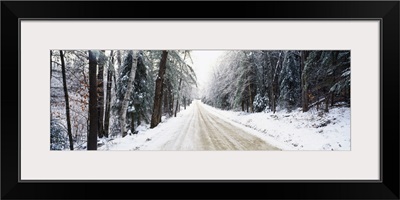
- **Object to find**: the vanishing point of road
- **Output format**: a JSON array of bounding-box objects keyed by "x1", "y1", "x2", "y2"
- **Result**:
[{"x1": 155, "y1": 100, "x2": 280, "y2": 150}]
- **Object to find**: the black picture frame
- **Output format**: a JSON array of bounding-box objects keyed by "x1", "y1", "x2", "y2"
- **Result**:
[{"x1": 2, "y1": 1, "x2": 399, "y2": 199}]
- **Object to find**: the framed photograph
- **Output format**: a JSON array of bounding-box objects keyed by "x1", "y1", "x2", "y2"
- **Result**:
[{"x1": 2, "y1": 1, "x2": 399, "y2": 199}]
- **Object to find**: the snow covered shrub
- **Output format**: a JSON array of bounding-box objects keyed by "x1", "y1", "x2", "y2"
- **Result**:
[
  {"x1": 253, "y1": 94, "x2": 268, "y2": 112},
  {"x1": 50, "y1": 119, "x2": 68, "y2": 150}
]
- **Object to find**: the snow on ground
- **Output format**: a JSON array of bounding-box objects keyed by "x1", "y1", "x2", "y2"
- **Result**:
[
  {"x1": 98, "y1": 105, "x2": 193, "y2": 151},
  {"x1": 98, "y1": 100, "x2": 350, "y2": 151},
  {"x1": 201, "y1": 102, "x2": 351, "y2": 151}
]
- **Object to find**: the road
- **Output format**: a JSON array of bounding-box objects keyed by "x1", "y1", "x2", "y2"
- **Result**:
[{"x1": 158, "y1": 100, "x2": 279, "y2": 150}]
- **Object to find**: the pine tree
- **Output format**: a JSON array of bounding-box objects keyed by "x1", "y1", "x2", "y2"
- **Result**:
[{"x1": 279, "y1": 51, "x2": 301, "y2": 111}]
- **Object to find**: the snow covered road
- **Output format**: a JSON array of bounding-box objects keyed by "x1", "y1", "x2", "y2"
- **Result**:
[
  {"x1": 140, "y1": 100, "x2": 280, "y2": 150},
  {"x1": 99, "y1": 99, "x2": 349, "y2": 151}
]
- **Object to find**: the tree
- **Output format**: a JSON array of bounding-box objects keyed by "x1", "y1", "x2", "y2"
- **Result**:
[
  {"x1": 202, "y1": 50, "x2": 350, "y2": 114},
  {"x1": 150, "y1": 50, "x2": 168, "y2": 128},
  {"x1": 329, "y1": 51, "x2": 350, "y2": 105},
  {"x1": 88, "y1": 50, "x2": 98, "y2": 150},
  {"x1": 97, "y1": 50, "x2": 106, "y2": 138},
  {"x1": 51, "y1": 50, "x2": 90, "y2": 150},
  {"x1": 301, "y1": 51, "x2": 309, "y2": 112},
  {"x1": 278, "y1": 51, "x2": 301, "y2": 111},
  {"x1": 104, "y1": 50, "x2": 114, "y2": 138},
  {"x1": 264, "y1": 51, "x2": 283, "y2": 113},
  {"x1": 119, "y1": 50, "x2": 139, "y2": 137},
  {"x1": 129, "y1": 52, "x2": 152, "y2": 133},
  {"x1": 244, "y1": 51, "x2": 257, "y2": 113},
  {"x1": 59, "y1": 50, "x2": 74, "y2": 150},
  {"x1": 167, "y1": 50, "x2": 196, "y2": 117},
  {"x1": 174, "y1": 78, "x2": 182, "y2": 117}
]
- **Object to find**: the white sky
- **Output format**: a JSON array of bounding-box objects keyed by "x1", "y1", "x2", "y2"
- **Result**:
[{"x1": 190, "y1": 50, "x2": 226, "y2": 95}]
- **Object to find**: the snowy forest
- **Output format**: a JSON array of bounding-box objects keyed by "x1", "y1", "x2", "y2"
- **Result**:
[
  {"x1": 51, "y1": 50, "x2": 197, "y2": 150},
  {"x1": 51, "y1": 50, "x2": 350, "y2": 151},
  {"x1": 202, "y1": 50, "x2": 350, "y2": 113}
]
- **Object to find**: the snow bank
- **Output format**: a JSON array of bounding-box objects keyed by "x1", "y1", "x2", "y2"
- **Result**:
[
  {"x1": 98, "y1": 100, "x2": 350, "y2": 151},
  {"x1": 201, "y1": 102, "x2": 350, "y2": 151},
  {"x1": 98, "y1": 105, "x2": 194, "y2": 151}
]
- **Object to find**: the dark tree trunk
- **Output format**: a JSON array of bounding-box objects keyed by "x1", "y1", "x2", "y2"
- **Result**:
[
  {"x1": 59, "y1": 50, "x2": 74, "y2": 150},
  {"x1": 246, "y1": 99, "x2": 249, "y2": 112},
  {"x1": 174, "y1": 78, "x2": 182, "y2": 117},
  {"x1": 249, "y1": 83, "x2": 254, "y2": 113},
  {"x1": 130, "y1": 111, "x2": 135, "y2": 134},
  {"x1": 164, "y1": 78, "x2": 174, "y2": 117},
  {"x1": 174, "y1": 98, "x2": 179, "y2": 117},
  {"x1": 137, "y1": 106, "x2": 141, "y2": 126},
  {"x1": 150, "y1": 50, "x2": 168, "y2": 128},
  {"x1": 241, "y1": 100, "x2": 245, "y2": 112},
  {"x1": 163, "y1": 82, "x2": 169, "y2": 114},
  {"x1": 104, "y1": 50, "x2": 114, "y2": 138},
  {"x1": 88, "y1": 50, "x2": 98, "y2": 150},
  {"x1": 330, "y1": 51, "x2": 337, "y2": 107},
  {"x1": 346, "y1": 86, "x2": 350, "y2": 104},
  {"x1": 97, "y1": 52, "x2": 105, "y2": 138},
  {"x1": 169, "y1": 94, "x2": 174, "y2": 117},
  {"x1": 271, "y1": 84, "x2": 276, "y2": 113},
  {"x1": 301, "y1": 51, "x2": 309, "y2": 112},
  {"x1": 183, "y1": 96, "x2": 186, "y2": 110},
  {"x1": 168, "y1": 80, "x2": 174, "y2": 117},
  {"x1": 324, "y1": 93, "x2": 330, "y2": 113}
]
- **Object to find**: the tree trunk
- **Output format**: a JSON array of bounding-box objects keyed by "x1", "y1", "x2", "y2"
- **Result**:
[
  {"x1": 271, "y1": 84, "x2": 276, "y2": 113},
  {"x1": 168, "y1": 80, "x2": 174, "y2": 117},
  {"x1": 50, "y1": 50, "x2": 53, "y2": 78},
  {"x1": 324, "y1": 93, "x2": 330, "y2": 113},
  {"x1": 170, "y1": 93, "x2": 174, "y2": 117},
  {"x1": 104, "y1": 50, "x2": 114, "y2": 138},
  {"x1": 249, "y1": 83, "x2": 253, "y2": 113},
  {"x1": 330, "y1": 51, "x2": 337, "y2": 107},
  {"x1": 301, "y1": 51, "x2": 309, "y2": 112},
  {"x1": 137, "y1": 106, "x2": 141, "y2": 126},
  {"x1": 183, "y1": 96, "x2": 186, "y2": 110},
  {"x1": 246, "y1": 99, "x2": 249, "y2": 112},
  {"x1": 174, "y1": 78, "x2": 182, "y2": 117},
  {"x1": 113, "y1": 50, "x2": 121, "y2": 94},
  {"x1": 120, "y1": 50, "x2": 138, "y2": 137},
  {"x1": 163, "y1": 82, "x2": 169, "y2": 114},
  {"x1": 242, "y1": 100, "x2": 245, "y2": 112},
  {"x1": 50, "y1": 50, "x2": 53, "y2": 120},
  {"x1": 150, "y1": 50, "x2": 168, "y2": 128},
  {"x1": 116, "y1": 50, "x2": 123, "y2": 79},
  {"x1": 174, "y1": 98, "x2": 179, "y2": 117},
  {"x1": 97, "y1": 51, "x2": 105, "y2": 138},
  {"x1": 130, "y1": 111, "x2": 135, "y2": 134},
  {"x1": 88, "y1": 50, "x2": 98, "y2": 150},
  {"x1": 59, "y1": 50, "x2": 74, "y2": 150}
]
